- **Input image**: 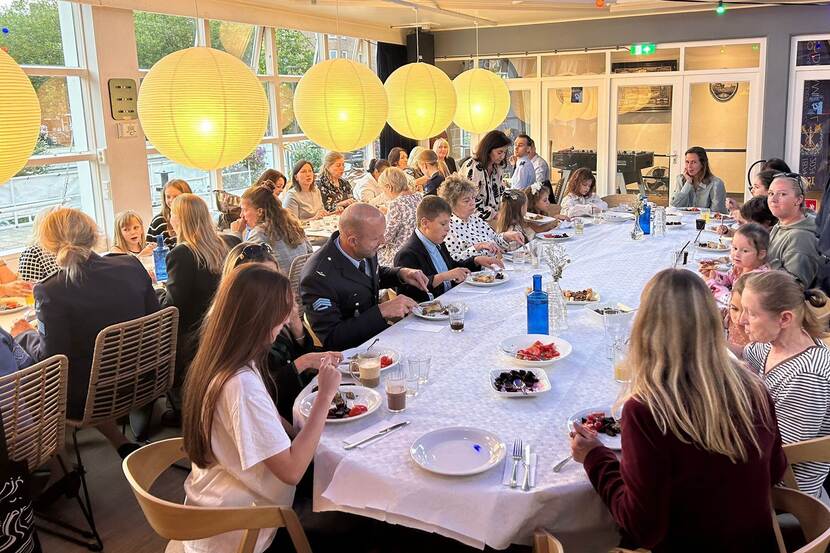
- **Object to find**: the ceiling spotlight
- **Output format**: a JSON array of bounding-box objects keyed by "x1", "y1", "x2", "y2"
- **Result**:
[{"x1": 715, "y1": 1, "x2": 726, "y2": 15}]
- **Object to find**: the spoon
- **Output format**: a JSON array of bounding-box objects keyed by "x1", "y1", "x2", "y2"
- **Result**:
[
  {"x1": 338, "y1": 338, "x2": 381, "y2": 366},
  {"x1": 512, "y1": 378, "x2": 528, "y2": 395},
  {"x1": 553, "y1": 455, "x2": 572, "y2": 473}
]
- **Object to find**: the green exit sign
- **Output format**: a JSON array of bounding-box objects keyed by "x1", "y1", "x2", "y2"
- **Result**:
[{"x1": 629, "y1": 43, "x2": 656, "y2": 56}]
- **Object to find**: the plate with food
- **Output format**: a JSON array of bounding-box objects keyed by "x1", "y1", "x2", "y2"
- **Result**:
[
  {"x1": 489, "y1": 368, "x2": 551, "y2": 397},
  {"x1": 678, "y1": 207, "x2": 702, "y2": 215},
  {"x1": 299, "y1": 385, "x2": 382, "y2": 423},
  {"x1": 337, "y1": 348, "x2": 400, "y2": 375},
  {"x1": 524, "y1": 212, "x2": 554, "y2": 224},
  {"x1": 567, "y1": 407, "x2": 622, "y2": 450},
  {"x1": 665, "y1": 215, "x2": 684, "y2": 228},
  {"x1": 696, "y1": 240, "x2": 730, "y2": 253},
  {"x1": 563, "y1": 288, "x2": 600, "y2": 305},
  {"x1": 465, "y1": 270, "x2": 509, "y2": 287},
  {"x1": 0, "y1": 298, "x2": 28, "y2": 314},
  {"x1": 413, "y1": 300, "x2": 450, "y2": 321},
  {"x1": 586, "y1": 303, "x2": 636, "y2": 324},
  {"x1": 499, "y1": 334, "x2": 573, "y2": 367},
  {"x1": 710, "y1": 212, "x2": 735, "y2": 223},
  {"x1": 602, "y1": 211, "x2": 635, "y2": 222},
  {"x1": 538, "y1": 232, "x2": 572, "y2": 242},
  {"x1": 410, "y1": 427, "x2": 506, "y2": 476}
]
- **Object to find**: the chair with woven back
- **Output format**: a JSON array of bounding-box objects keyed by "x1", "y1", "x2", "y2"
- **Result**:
[
  {"x1": 123, "y1": 437, "x2": 312, "y2": 553},
  {"x1": 601, "y1": 194, "x2": 641, "y2": 208},
  {"x1": 59, "y1": 306, "x2": 178, "y2": 550},
  {"x1": 289, "y1": 253, "x2": 313, "y2": 307}
]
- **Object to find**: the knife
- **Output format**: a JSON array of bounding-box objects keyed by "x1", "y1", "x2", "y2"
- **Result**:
[
  {"x1": 343, "y1": 421, "x2": 410, "y2": 450},
  {"x1": 521, "y1": 444, "x2": 532, "y2": 491}
]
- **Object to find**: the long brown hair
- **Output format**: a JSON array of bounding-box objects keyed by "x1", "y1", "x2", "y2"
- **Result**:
[
  {"x1": 241, "y1": 185, "x2": 306, "y2": 247},
  {"x1": 494, "y1": 189, "x2": 527, "y2": 233},
  {"x1": 170, "y1": 194, "x2": 228, "y2": 274},
  {"x1": 565, "y1": 167, "x2": 596, "y2": 198},
  {"x1": 183, "y1": 264, "x2": 293, "y2": 468},
  {"x1": 255, "y1": 168, "x2": 286, "y2": 189},
  {"x1": 685, "y1": 146, "x2": 713, "y2": 185},
  {"x1": 161, "y1": 179, "x2": 192, "y2": 224},
  {"x1": 625, "y1": 269, "x2": 773, "y2": 463},
  {"x1": 744, "y1": 271, "x2": 829, "y2": 339}
]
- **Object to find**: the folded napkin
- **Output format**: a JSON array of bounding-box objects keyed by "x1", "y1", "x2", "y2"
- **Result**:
[
  {"x1": 455, "y1": 287, "x2": 492, "y2": 295},
  {"x1": 402, "y1": 321, "x2": 445, "y2": 333},
  {"x1": 501, "y1": 452, "x2": 537, "y2": 488},
  {"x1": 342, "y1": 416, "x2": 406, "y2": 449}
]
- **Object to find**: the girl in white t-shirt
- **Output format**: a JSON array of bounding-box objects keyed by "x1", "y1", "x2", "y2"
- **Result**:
[{"x1": 181, "y1": 264, "x2": 341, "y2": 553}]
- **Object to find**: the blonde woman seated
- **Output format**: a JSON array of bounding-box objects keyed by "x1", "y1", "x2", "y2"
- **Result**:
[
  {"x1": 377, "y1": 167, "x2": 423, "y2": 267},
  {"x1": 439, "y1": 174, "x2": 524, "y2": 263},
  {"x1": 559, "y1": 167, "x2": 607, "y2": 218},
  {"x1": 736, "y1": 271, "x2": 830, "y2": 501},
  {"x1": 571, "y1": 268, "x2": 785, "y2": 552},
  {"x1": 432, "y1": 137, "x2": 458, "y2": 175}
]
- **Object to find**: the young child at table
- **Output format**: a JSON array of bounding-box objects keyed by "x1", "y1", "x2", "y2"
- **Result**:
[
  {"x1": 182, "y1": 263, "x2": 341, "y2": 553},
  {"x1": 525, "y1": 182, "x2": 567, "y2": 228},
  {"x1": 394, "y1": 196, "x2": 501, "y2": 303},
  {"x1": 724, "y1": 274, "x2": 751, "y2": 349},
  {"x1": 495, "y1": 189, "x2": 536, "y2": 241},
  {"x1": 700, "y1": 223, "x2": 769, "y2": 306},
  {"x1": 111, "y1": 210, "x2": 154, "y2": 257}
]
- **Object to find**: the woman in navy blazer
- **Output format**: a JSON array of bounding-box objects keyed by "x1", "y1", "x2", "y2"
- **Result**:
[
  {"x1": 394, "y1": 196, "x2": 502, "y2": 303},
  {"x1": 12, "y1": 208, "x2": 159, "y2": 457}
]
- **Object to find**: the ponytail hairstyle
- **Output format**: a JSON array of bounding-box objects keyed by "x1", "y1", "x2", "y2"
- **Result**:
[
  {"x1": 494, "y1": 189, "x2": 527, "y2": 234},
  {"x1": 38, "y1": 207, "x2": 99, "y2": 283},
  {"x1": 241, "y1": 184, "x2": 306, "y2": 248},
  {"x1": 744, "y1": 271, "x2": 829, "y2": 339}
]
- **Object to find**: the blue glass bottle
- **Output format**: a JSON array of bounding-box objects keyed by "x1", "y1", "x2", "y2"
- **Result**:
[
  {"x1": 527, "y1": 274, "x2": 549, "y2": 335},
  {"x1": 153, "y1": 235, "x2": 169, "y2": 283},
  {"x1": 639, "y1": 195, "x2": 652, "y2": 235}
]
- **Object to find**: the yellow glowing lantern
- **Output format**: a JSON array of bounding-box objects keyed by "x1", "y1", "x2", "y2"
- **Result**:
[
  {"x1": 452, "y1": 68, "x2": 510, "y2": 134},
  {"x1": 384, "y1": 63, "x2": 456, "y2": 140},
  {"x1": 137, "y1": 47, "x2": 268, "y2": 170},
  {"x1": 293, "y1": 58, "x2": 388, "y2": 152},
  {"x1": 0, "y1": 48, "x2": 41, "y2": 185}
]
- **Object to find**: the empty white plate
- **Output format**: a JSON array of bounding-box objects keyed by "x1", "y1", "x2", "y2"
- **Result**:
[{"x1": 410, "y1": 427, "x2": 506, "y2": 476}]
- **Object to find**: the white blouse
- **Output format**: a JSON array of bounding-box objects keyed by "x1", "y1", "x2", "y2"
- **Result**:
[
  {"x1": 352, "y1": 172, "x2": 384, "y2": 203},
  {"x1": 559, "y1": 193, "x2": 608, "y2": 217},
  {"x1": 444, "y1": 213, "x2": 510, "y2": 262}
]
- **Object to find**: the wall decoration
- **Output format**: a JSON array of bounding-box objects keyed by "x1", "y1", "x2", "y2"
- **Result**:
[
  {"x1": 618, "y1": 85, "x2": 672, "y2": 113},
  {"x1": 709, "y1": 82, "x2": 738, "y2": 103},
  {"x1": 611, "y1": 60, "x2": 678, "y2": 74},
  {"x1": 799, "y1": 78, "x2": 830, "y2": 191}
]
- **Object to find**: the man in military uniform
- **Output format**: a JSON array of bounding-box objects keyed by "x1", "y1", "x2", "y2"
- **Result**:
[{"x1": 300, "y1": 203, "x2": 429, "y2": 351}]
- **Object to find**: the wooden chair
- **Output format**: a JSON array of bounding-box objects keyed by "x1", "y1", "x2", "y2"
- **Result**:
[
  {"x1": 289, "y1": 253, "x2": 313, "y2": 306},
  {"x1": 772, "y1": 487, "x2": 830, "y2": 553},
  {"x1": 781, "y1": 436, "x2": 830, "y2": 490},
  {"x1": 602, "y1": 194, "x2": 640, "y2": 208},
  {"x1": 532, "y1": 531, "x2": 647, "y2": 553},
  {"x1": 546, "y1": 204, "x2": 562, "y2": 217},
  {"x1": 123, "y1": 437, "x2": 312, "y2": 553},
  {"x1": 61, "y1": 307, "x2": 179, "y2": 550}
]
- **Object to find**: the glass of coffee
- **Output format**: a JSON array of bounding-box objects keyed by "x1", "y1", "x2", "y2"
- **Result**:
[
  {"x1": 448, "y1": 302, "x2": 466, "y2": 332},
  {"x1": 349, "y1": 353, "x2": 381, "y2": 388},
  {"x1": 695, "y1": 218, "x2": 706, "y2": 231},
  {"x1": 386, "y1": 368, "x2": 406, "y2": 412}
]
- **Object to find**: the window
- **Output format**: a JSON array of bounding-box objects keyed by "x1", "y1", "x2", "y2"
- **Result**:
[
  {"x1": 685, "y1": 43, "x2": 761, "y2": 71},
  {"x1": 134, "y1": 11, "x2": 196, "y2": 70},
  {"x1": 146, "y1": 153, "x2": 211, "y2": 212},
  {"x1": 284, "y1": 140, "x2": 324, "y2": 173},
  {"x1": 480, "y1": 57, "x2": 537, "y2": 79},
  {"x1": 541, "y1": 53, "x2": 606, "y2": 77},
  {"x1": 0, "y1": 0, "x2": 78, "y2": 66},
  {"x1": 221, "y1": 144, "x2": 276, "y2": 194}
]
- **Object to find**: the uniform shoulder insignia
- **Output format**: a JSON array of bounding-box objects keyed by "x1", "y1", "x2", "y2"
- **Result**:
[
  {"x1": 313, "y1": 298, "x2": 332, "y2": 311},
  {"x1": 316, "y1": 270, "x2": 326, "y2": 277}
]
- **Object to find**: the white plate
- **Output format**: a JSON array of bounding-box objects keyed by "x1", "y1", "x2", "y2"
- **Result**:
[
  {"x1": 413, "y1": 301, "x2": 450, "y2": 321},
  {"x1": 410, "y1": 427, "x2": 506, "y2": 476},
  {"x1": 299, "y1": 385, "x2": 382, "y2": 424},
  {"x1": 337, "y1": 347, "x2": 400, "y2": 375},
  {"x1": 585, "y1": 303, "x2": 636, "y2": 324},
  {"x1": 563, "y1": 290, "x2": 600, "y2": 305},
  {"x1": 498, "y1": 334, "x2": 573, "y2": 367},
  {"x1": 0, "y1": 299, "x2": 29, "y2": 315},
  {"x1": 609, "y1": 206, "x2": 633, "y2": 213},
  {"x1": 537, "y1": 232, "x2": 573, "y2": 242},
  {"x1": 568, "y1": 406, "x2": 622, "y2": 450},
  {"x1": 678, "y1": 208, "x2": 703, "y2": 215},
  {"x1": 602, "y1": 211, "x2": 635, "y2": 222},
  {"x1": 524, "y1": 213, "x2": 554, "y2": 225},
  {"x1": 465, "y1": 271, "x2": 510, "y2": 287},
  {"x1": 696, "y1": 242, "x2": 730, "y2": 253},
  {"x1": 489, "y1": 368, "x2": 551, "y2": 397}
]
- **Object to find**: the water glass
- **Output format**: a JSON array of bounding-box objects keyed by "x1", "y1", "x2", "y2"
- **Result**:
[
  {"x1": 448, "y1": 302, "x2": 466, "y2": 332},
  {"x1": 405, "y1": 361, "x2": 420, "y2": 397},
  {"x1": 652, "y1": 207, "x2": 666, "y2": 237},
  {"x1": 513, "y1": 247, "x2": 527, "y2": 265},
  {"x1": 592, "y1": 206, "x2": 602, "y2": 225},
  {"x1": 574, "y1": 217, "x2": 584, "y2": 235},
  {"x1": 409, "y1": 354, "x2": 431, "y2": 384}
]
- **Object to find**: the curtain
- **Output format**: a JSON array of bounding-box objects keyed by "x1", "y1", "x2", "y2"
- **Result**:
[{"x1": 377, "y1": 41, "x2": 418, "y2": 159}]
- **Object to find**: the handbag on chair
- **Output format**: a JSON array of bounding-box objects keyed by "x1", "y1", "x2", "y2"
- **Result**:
[{"x1": 0, "y1": 411, "x2": 42, "y2": 553}]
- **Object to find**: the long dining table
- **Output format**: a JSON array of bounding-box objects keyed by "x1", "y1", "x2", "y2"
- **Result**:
[{"x1": 297, "y1": 211, "x2": 721, "y2": 551}]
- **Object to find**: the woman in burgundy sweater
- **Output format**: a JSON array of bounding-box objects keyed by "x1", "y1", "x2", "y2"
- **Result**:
[{"x1": 570, "y1": 268, "x2": 787, "y2": 552}]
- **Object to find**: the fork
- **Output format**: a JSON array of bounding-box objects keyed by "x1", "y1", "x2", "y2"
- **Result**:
[
  {"x1": 426, "y1": 291, "x2": 435, "y2": 302},
  {"x1": 509, "y1": 439, "x2": 523, "y2": 488}
]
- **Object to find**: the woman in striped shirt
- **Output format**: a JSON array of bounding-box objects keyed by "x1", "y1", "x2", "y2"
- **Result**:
[
  {"x1": 738, "y1": 270, "x2": 830, "y2": 500},
  {"x1": 147, "y1": 179, "x2": 192, "y2": 249}
]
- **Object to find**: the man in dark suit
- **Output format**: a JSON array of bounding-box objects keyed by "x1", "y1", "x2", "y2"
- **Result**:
[
  {"x1": 394, "y1": 196, "x2": 502, "y2": 303},
  {"x1": 300, "y1": 203, "x2": 429, "y2": 351}
]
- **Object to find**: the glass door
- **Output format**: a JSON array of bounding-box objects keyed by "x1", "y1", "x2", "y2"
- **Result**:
[
  {"x1": 495, "y1": 81, "x2": 539, "y2": 145},
  {"x1": 610, "y1": 76, "x2": 683, "y2": 199},
  {"x1": 683, "y1": 74, "x2": 760, "y2": 200},
  {"x1": 787, "y1": 69, "x2": 830, "y2": 194},
  {"x1": 542, "y1": 79, "x2": 608, "y2": 196}
]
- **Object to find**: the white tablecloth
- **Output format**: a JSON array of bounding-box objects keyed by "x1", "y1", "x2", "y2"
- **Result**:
[{"x1": 293, "y1": 216, "x2": 719, "y2": 551}]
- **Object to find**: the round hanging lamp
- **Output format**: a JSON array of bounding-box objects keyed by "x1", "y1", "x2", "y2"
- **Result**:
[
  {"x1": 0, "y1": 48, "x2": 41, "y2": 185},
  {"x1": 384, "y1": 63, "x2": 456, "y2": 140},
  {"x1": 137, "y1": 47, "x2": 268, "y2": 170},
  {"x1": 452, "y1": 68, "x2": 510, "y2": 134},
  {"x1": 293, "y1": 58, "x2": 388, "y2": 152}
]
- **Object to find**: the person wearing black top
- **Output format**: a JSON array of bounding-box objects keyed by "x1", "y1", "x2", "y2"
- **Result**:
[
  {"x1": 300, "y1": 203, "x2": 429, "y2": 351},
  {"x1": 146, "y1": 179, "x2": 192, "y2": 249},
  {"x1": 394, "y1": 196, "x2": 500, "y2": 303},
  {"x1": 417, "y1": 149, "x2": 445, "y2": 196}
]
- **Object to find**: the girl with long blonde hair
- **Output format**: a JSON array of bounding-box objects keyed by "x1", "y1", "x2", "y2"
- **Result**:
[
  {"x1": 147, "y1": 178, "x2": 192, "y2": 248},
  {"x1": 570, "y1": 268, "x2": 784, "y2": 551},
  {"x1": 111, "y1": 210, "x2": 154, "y2": 257}
]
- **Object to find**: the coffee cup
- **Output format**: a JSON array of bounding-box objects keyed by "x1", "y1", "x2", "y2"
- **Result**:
[{"x1": 349, "y1": 353, "x2": 381, "y2": 388}]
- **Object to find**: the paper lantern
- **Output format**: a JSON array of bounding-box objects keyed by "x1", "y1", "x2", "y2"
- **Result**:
[
  {"x1": 384, "y1": 63, "x2": 456, "y2": 140},
  {"x1": 0, "y1": 48, "x2": 40, "y2": 184},
  {"x1": 293, "y1": 58, "x2": 388, "y2": 152},
  {"x1": 137, "y1": 47, "x2": 268, "y2": 170},
  {"x1": 452, "y1": 68, "x2": 510, "y2": 134}
]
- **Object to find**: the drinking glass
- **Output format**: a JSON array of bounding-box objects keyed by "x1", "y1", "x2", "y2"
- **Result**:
[
  {"x1": 592, "y1": 206, "x2": 602, "y2": 225},
  {"x1": 405, "y1": 361, "x2": 420, "y2": 397},
  {"x1": 385, "y1": 368, "x2": 406, "y2": 413},
  {"x1": 448, "y1": 302, "x2": 466, "y2": 332},
  {"x1": 574, "y1": 217, "x2": 584, "y2": 235},
  {"x1": 409, "y1": 354, "x2": 431, "y2": 385},
  {"x1": 612, "y1": 340, "x2": 630, "y2": 383},
  {"x1": 603, "y1": 312, "x2": 625, "y2": 359},
  {"x1": 348, "y1": 352, "x2": 381, "y2": 388},
  {"x1": 512, "y1": 247, "x2": 527, "y2": 265}
]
